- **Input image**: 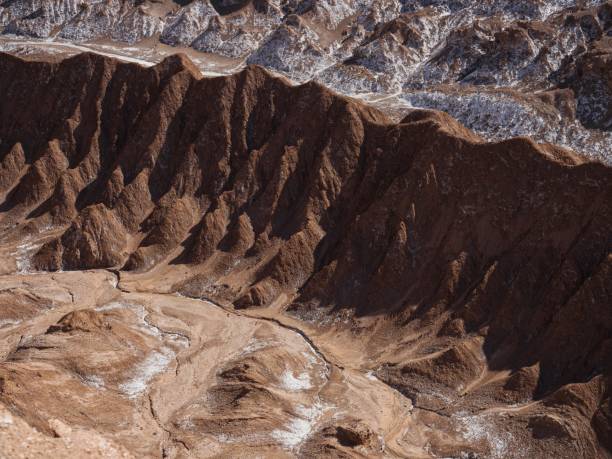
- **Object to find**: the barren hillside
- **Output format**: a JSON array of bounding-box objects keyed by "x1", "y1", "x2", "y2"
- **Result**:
[{"x1": 0, "y1": 52, "x2": 610, "y2": 458}]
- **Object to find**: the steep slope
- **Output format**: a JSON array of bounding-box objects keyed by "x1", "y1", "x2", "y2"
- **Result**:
[{"x1": 0, "y1": 52, "x2": 610, "y2": 457}]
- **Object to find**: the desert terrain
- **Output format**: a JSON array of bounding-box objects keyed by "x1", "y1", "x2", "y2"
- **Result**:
[
  {"x1": 0, "y1": 48, "x2": 609, "y2": 458},
  {"x1": 0, "y1": 1, "x2": 611, "y2": 457}
]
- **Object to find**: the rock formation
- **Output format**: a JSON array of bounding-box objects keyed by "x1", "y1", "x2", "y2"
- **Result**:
[{"x1": 0, "y1": 51, "x2": 610, "y2": 457}]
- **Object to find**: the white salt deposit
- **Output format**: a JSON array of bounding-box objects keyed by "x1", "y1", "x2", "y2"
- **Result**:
[
  {"x1": 455, "y1": 412, "x2": 511, "y2": 459},
  {"x1": 11, "y1": 240, "x2": 41, "y2": 274},
  {"x1": 271, "y1": 402, "x2": 328, "y2": 450},
  {"x1": 95, "y1": 302, "x2": 189, "y2": 398},
  {"x1": 108, "y1": 275, "x2": 118, "y2": 289},
  {"x1": 280, "y1": 369, "x2": 312, "y2": 391},
  {"x1": 0, "y1": 319, "x2": 21, "y2": 329},
  {"x1": 119, "y1": 348, "x2": 173, "y2": 398},
  {"x1": 239, "y1": 338, "x2": 279, "y2": 356},
  {"x1": 0, "y1": 411, "x2": 13, "y2": 427},
  {"x1": 83, "y1": 375, "x2": 105, "y2": 390}
]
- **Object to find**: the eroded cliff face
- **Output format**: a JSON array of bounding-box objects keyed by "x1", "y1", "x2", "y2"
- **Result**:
[{"x1": 0, "y1": 53, "x2": 610, "y2": 458}]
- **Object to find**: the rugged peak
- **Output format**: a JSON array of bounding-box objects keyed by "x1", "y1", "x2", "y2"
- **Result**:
[
  {"x1": 400, "y1": 108, "x2": 483, "y2": 142},
  {"x1": 155, "y1": 52, "x2": 203, "y2": 79},
  {"x1": 237, "y1": 62, "x2": 284, "y2": 84}
]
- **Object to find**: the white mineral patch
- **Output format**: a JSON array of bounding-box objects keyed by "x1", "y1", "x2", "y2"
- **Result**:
[
  {"x1": 11, "y1": 240, "x2": 41, "y2": 274},
  {"x1": 0, "y1": 411, "x2": 13, "y2": 428},
  {"x1": 108, "y1": 275, "x2": 118, "y2": 289},
  {"x1": 280, "y1": 369, "x2": 313, "y2": 391},
  {"x1": 119, "y1": 348, "x2": 173, "y2": 399},
  {"x1": 83, "y1": 375, "x2": 105, "y2": 390},
  {"x1": 271, "y1": 401, "x2": 328, "y2": 450},
  {"x1": 240, "y1": 338, "x2": 279, "y2": 356},
  {"x1": 0, "y1": 319, "x2": 21, "y2": 329},
  {"x1": 455, "y1": 412, "x2": 511, "y2": 459}
]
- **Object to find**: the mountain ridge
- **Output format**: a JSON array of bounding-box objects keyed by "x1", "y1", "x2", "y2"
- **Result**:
[
  {"x1": 1, "y1": 0, "x2": 611, "y2": 162},
  {"x1": 0, "y1": 50, "x2": 610, "y2": 458}
]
